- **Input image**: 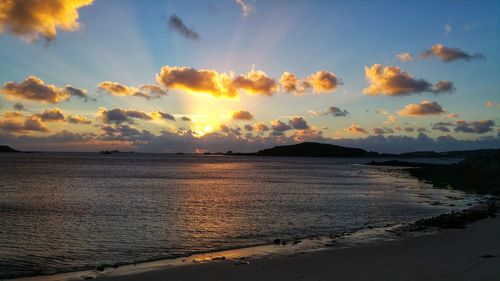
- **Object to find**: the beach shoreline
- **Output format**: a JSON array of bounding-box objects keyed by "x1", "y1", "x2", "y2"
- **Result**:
[{"x1": 9, "y1": 198, "x2": 497, "y2": 281}]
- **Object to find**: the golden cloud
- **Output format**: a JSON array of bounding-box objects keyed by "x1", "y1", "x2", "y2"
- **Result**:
[
  {"x1": 345, "y1": 124, "x2": 368, "y2": 134},
  {"x1": 232, "y1": 69, "x2": 278, "y2": 96},
  {"x1": 1, "y1": 76, "x2": 90, "y2": 103},
  {"x1": 156, "y1": 65, "x2": 237, "y2": 98},
  {"x1": 397, "y1": 100, "x2": 445, "y2": 116},
  {"x1": 98, "y1": 82, "x2": 166, "y2": 99},
  {"x1": 307, "y1": 70, "x2": 339, "y2": 93},
  {"x1": 0, "y1": 0, "x2": 93, "y2": 42},
  {"x1": 67, "y1": 114, "x2": 91, "y2": 124},
  {"x1": 232, "y1": 110, "x2": 254, "y2": 120},
  {"x1": 0, "y1": 111, "x2": 48, "y2": 133},
  {"x1": 34, "y1": 108, "x2": 66, "y2": 122},
  {"x1": 279, "y1": 72, "x2": 308, "y2": 95},
  {"x1": 363, "y1": 64, "x2": 454, "y2": 96}
]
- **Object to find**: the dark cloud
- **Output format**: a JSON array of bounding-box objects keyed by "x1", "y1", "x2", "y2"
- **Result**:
[
  {"x1": 327, "y1": 106, "x2": 349, "y2": 117},
  {"x1": 420, "y1": 44, "x2": 485, "y2": 62},
  {"x1": 153, "y1": 111, "x2": 176, "y2": 121},
  {"x1": 97, "y1": 107, "x2": 152, "y2": 124},
  {"x1": 181, "y1": 116, "x2": 192, "y2": 122},
  {"x1": 289, "y1": 116, "x2": 309, "y2": 130},
  {"x1": 455, "y1": 120, "x2": 495, "y2": 134},
  {"x1": 432, "y1": 122, "x2": 453, "y2": 132},
  {"x1": 232, "y1": 110, "x2": 254, "y2": 120},
  {"x1": 168, "y1": 14, "x2": 199, "y2": 40},
  {"x1": 271, "y1": 119, "x2": 291, "y2": 132},
  {"x1": 34, "y1": 108, "x2": 65, "y2": 122},
  {"x1": 13, "y1": 103, "x2": 25, "y2": 111},
  {"x1": 1, "y1": 76, "x2": 71, "y2": 103},
  {"x1": 364, "y1": 64, "x2": 454, "y2": 96},
  {"x1": 64, "y1": 86, "x2": 95, "y2": 102},
  {"x1": 373, "y1": 127, "x2": 394, "y2": 135}
]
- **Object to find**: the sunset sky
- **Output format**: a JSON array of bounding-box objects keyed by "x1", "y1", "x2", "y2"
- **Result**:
[{"x1": 0, "y1": 0, "x2": 499, "y2": 153}]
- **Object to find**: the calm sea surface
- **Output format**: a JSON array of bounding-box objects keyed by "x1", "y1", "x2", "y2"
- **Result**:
[{"x1": 0, "y1": 153, "x2": 478, "y2": 279}]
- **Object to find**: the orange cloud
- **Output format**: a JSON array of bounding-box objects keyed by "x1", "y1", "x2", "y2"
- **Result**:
[
  {"x1": 0, "y1": 0, "x2": 93, "y2": 42},
  {"x1": 307, "y1": 70, "x2": 339, "y2": 93},
  {"x1": 279, "y1": 72, "x2": 308, "y2": 95},
  {"x1": 0, "y1": 111, "x2": 48, "y2": 133},
  {"x1": 232, "y1": 69, "x2": 278, "y2": 96},
  {"x1": 345, "y1": 124, "x2": 368, "y2": 134},
  {"x1": 0, "y1": 76, "x2": 90, "y2": 103},
  {"x1": 363, "y1": 64, "x2": 454, "y2": 96},
  {"x1": 67, "y1": 114, "x2": 91, "y2": 124},
  {"x1": 397, "y1": 100, "x2": 445, "y2": 116},
  {"x1": 34, "y1": 108, "x2": 65, "y2": 122},
  {"x1": 253, "y1": 122, "x2": 269, "y2": 132},
  {"x1": 98, "y1": 82, "x2": 166, "y2": 99},
  {"x1": 156, "y1": 65, "x2": 237, "y2": 98},
  {"x1": 232, "y1": 110, "x2": 254, "y2": 120}
]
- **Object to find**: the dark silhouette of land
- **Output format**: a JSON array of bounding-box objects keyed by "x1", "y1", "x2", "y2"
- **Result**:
[
  {"x1": 0, "y1": 145, "x2": 20, "y2": 153},
  {"x1": 368, "y1": 149, "x2": 500, "y2": 195},
  {"x1": 231, "y1": 142, "x2": 498, "y2": 159}
]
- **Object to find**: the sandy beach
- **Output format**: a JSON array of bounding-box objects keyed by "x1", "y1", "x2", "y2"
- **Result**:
[
  {"x1": 93, "y1": 215, "x2": 499, "y2": 281},
  {"x1": 15, "y1": 210, "x2": 496, "y2": 281}
]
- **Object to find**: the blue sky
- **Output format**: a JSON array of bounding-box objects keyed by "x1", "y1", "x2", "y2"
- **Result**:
[{"x1": 0, "y1": 0, "x2": 499, "y2": 152}]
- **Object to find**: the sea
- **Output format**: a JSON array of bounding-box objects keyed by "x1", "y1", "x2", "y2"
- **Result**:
[{"x1": 0, "y1": 152, "x2": 480, "y2": 279}]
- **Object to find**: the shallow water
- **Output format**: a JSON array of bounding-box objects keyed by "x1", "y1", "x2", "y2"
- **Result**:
[{"x1": 0, "y1": 153, "x2": 477, "y2": 279}]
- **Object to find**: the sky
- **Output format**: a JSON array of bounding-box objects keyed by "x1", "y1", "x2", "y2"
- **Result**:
[{"x1": 0, "y1": 0, "x2": 499, "y2": 153}]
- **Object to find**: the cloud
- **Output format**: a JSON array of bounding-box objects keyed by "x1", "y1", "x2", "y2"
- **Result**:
[
  {"x1": 455, "y1": 120, "x2": 495, "y2": 134},
  {"x1": 271, "y1": 119, "x2": 291, "y2": 132},
  {"x1": 156, "y1": 65, "x2": 237, "y2": 98},
  {"x1": 67, "y1": 114, "x2": 91, "y2": 124},
  {"x1": 64, "y1": 85, "x2": 95, "y2": 102},
  {"x1": 0, "y1": 111, "x2": 48, "y2": 133},
  {"x1": 34, "y1": 108, "x2": 65, "y2": 122},
  {"x1": 279, "y1": 72, "x2": 308, "y2": 95},
  {"x1": 444, "y1": 24, "x2": 453, "y2": 35},
  {"x1": 1, "y1": 76, "x2": 70, "y2": 103},
  {"x1": 181, "y1": 116, "x2": 192, "y2": 122},
  {"x1": 373, "y1": 127, "x2": 394, "y2": 135},
  {"x1": 327, "y1": 106, "x2": 349, "y2": 117},
  {"x1": 346, "y1": 124, "x2": 368, "y2": 134},
  {"x1": 397, "y1": 100, "x2": 445, "y2": 116},
  {"x1": 289, "y1": 116, "x2": 309, "y2": 130},
  {"x1": 307, "y1": 70, "x2": 339, "y2": 93},
  {"x1": 253, "y1": 122, "x2": 270, "y2": 132},
  {"x1": 151, "y1": 111, "x2": 176, "y2": 121},
  {"x1": 375, "y1": 109, "x2": 398, "y2": 123},
  {"x1": 235, "y1": 0, "x2": 254, "y2": 16},
  {"x1": 98, "y1": 81, "x2": 166, "y2": 99},
  {"x1": 432, "y1": 122, "x2": 453, "y2": 132},
  {"x1": 420, "y1": 44, "x2": 485, "y2": 62},
  {"x1": 232, "y1": 110, "x2": 254, "y2": 120},
  {"x1": 168, "y1": 14, "x2": 199, "y2": 40},
  {"x1": 97, "y1": 107, "x2": 152, "y2": 124},
  {"x1": 232, "y1": 69, "x2": 278, "y2": 96},
  {"x1": 396, "y1": 52, "x2": 414, "y2": 62},
  {"x1": 485, "y1": 101, "x2": 500, "y2": 108},
  {"x1": 363, "y1": 64, "x2": 454, "y2": 96},
  {"x1": 13, "y1": 102, "x2": 25, "y2": 111},
  {"x1": 0, "y1": 0, "x2": 93, "y2": 42}
]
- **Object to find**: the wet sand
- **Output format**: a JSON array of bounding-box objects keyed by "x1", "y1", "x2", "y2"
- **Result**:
[{"x1": 90, "y1": 215, "x2": 500, "y2": 281}]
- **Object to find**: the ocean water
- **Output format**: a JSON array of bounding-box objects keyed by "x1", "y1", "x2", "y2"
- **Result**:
[{"x1": 0, "y1": 153, "x2": 478, "y2": 279}]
